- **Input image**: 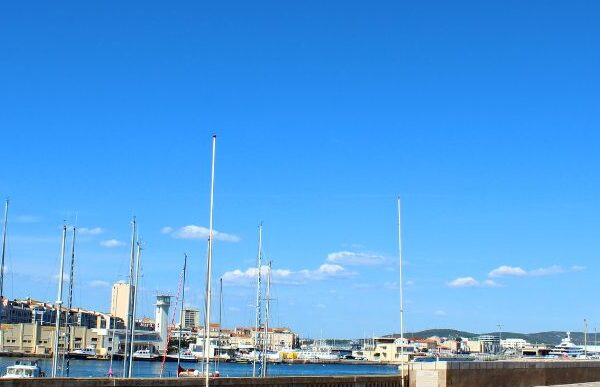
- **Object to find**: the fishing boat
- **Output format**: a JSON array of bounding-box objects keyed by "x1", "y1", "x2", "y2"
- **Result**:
[{"x1": 2, "y1": 359, "x2": 45, "y2": 378}]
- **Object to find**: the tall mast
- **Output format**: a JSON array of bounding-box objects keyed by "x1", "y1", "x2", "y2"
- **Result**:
[
  {"x1": 397, "y1": 197, "x2": 405, "y2": 387},
  {"x1": 177, "y1": 253, "x2": 187, "y2": 374},
  {"x1": 253, "y1": 223, "x2": 263, "y2": 377},
  {"x1": 64, "y1": 227, "x2": 77, "y2": 377},
  {"x1": 123, "y1": 217, "x2": 137, "y2": 377},
  {"x1": 204, "y1": 135, "x2": 217, "y2": 387},
  {"x1": 0, "y1": 199, "x2": 8, "y2": 302},
  {"x1": 0, "y1": 199, "x2": 9, "y2": 352},
  {"x1": 217, "y1": 276, "x2": 222, "y2": 371},
  {"x1": 51, "y1": 224, "x2": 68, "y2": 378},
  {"x1": 261, "y1": 260, "x2": 272, "y2": 377},
  {"x1": 128, "y1": 241, "x2": 142, "y2": 378}
]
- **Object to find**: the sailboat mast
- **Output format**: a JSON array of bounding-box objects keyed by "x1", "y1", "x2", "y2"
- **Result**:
[
  {"x1": 253, "y1": 223, "x2": 263, "y2": 377},
  {"x1": 65, "y1": 227, "x2": 77, "y2": 377},
  {"x1": 397, "y1": 197, "x2": 405, "y2": 387},
  {"x1": 217, "y1": 276, "x2": 222, "y2": 370},
  {"x1": 262, "y1": 260, "x2": 272, "y2": 377},
  {"x1": 204, "y1": 134, "x2": 217, "y2": 387},
  {"x1": 177, "y1": 253, "x2": 187, "y2": 374},
  {"x1": 0, "y1": 199, "x2": 8, "y2": 302},
  {"x1": 51, "y1": 224, "x2": 68, "y2": 378},
  {"x1": 122, "y1": 217, "x2": 137, "y2": 377},
  {"x1": 128, "y1": 241, "x2": 142, "y2": 378}
]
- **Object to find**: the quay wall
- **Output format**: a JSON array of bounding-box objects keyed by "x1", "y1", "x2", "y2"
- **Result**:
[
  {"x1": 0, "y1": 375, "x2": 405, "y2": 387},
  {"x1": 409, "y1": 360, "x2": 600, "y2": 387}
]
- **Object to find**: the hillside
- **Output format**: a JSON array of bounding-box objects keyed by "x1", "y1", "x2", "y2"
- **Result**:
[{"x1": 385, "y1": 329, "x2": 592, "y2": 346}]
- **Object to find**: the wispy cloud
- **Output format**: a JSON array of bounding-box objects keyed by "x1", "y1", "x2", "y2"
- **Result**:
[
  {"x1": 79, "y1": 227, "x2": 104, "y2": 236},
  {"x1": 162, "y1": 225, "x2": 240, "y2": 242},
  {"x1": 160, "y1": 226, "x2": 173, "y2": 234},
  {"x1": 89, "y1": 280, "x2": 110, "y2": 288},
  {"x1": 448, "y1": 277, "x2": 479, "y2": 288},
  {"x1": 434, "y1": 310, "x2": 447, "y2": 316},
  {"x1": 451, "y1": 264, "x2": 583, "y2": 289},
  {"x1": 13, "y1": 215, "x2": 41, "y2": 224},
  {"x1": 315, "y1": 303, "x2": 327, "y2": 309},
  {"x1": 222, "y1": 263, "x2": 354, "y2": 286},
  {"x1": 482, "y1": 279, "x2": 501, "y2": 287},
  {"x1": 489, "y1": 264, "x2": 576, "y2": 278},
  {"x1": 488, "y1": 265, "x2": 527, "y2": 278},
  {"x1": 100, "y1": 239, "x2": 125, "y2": 248},
  {"x1": 326, "y1": 251, "x2": 385, "y2": 266}
]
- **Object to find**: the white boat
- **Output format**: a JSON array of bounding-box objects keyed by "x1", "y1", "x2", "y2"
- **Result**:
[
  {"x1": 165, "y1": 350, "x2": 197, "y2": 362},
  {"x1": 3, "y1": 359, "x2": 45, "y2": 378},
  {"x1": 548, "y1": 332, "x2": 584, "y2": 358},
  {"x1": 132, "y1": 349, "x2": 159, "y2": 361},
  {"x1": 297, "y1": 343, "x2": 340, "y2": 361},
  {"x1": 69, "y1": 345, "x2": 97, "y2": 359}
]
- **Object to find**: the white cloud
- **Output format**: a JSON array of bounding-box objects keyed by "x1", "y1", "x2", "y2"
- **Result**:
[
  {"x1": 13, "y1": 215, "x2": 41, "y2": 224},
  {"x1": 529, "y1": 265, "x2": 564, "y2": 276},
  {"x1": 89, "y1": 280, "x2": 110, "y2": 288},
  {"x1": 163, "y1": 225, "x2": 240, "y2": 242},
  {"x1": 315, "y1": 303, "x2": 326, "y2": 309},
  {"x1": 482, "y1": 279, "x2": 501, "y2": 288},
  {"x1": 222, "y1": 263, "x2": 353, "y2": 286},
  {"x1": 100, "y1": 239, "x2": 125, "y2": 248},
  {"x1": 488, "y1": 266, "x2": 527, "y2": 278},
  {"x1": 448, "y1": 277, "x2": 479, "y2": 288},
  {"x1": 79, "y1": 227, "x2": 104, "y2": 236},
  {"x1": 53, "y1": 273, "x2": 70, "y2": 284},
  {"x1": 571, "y1": 265, "x2": 585, "y2": 272},
  {"x1": 326, "y1": 251, "x2": 385, "y2": 266},
  {"x1": 160, "y1": 226, "x2": 174, "y2": 234},
  {"x1": 434, "y1": 310, "x2": 447, "y2": 316},
  {"x1": 489, "y1": 264, "x2": 576, "y2": 278}
]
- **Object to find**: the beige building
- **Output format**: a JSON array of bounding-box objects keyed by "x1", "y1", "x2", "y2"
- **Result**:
[
  {"x1": 110, "y1": 282, "x2": 132, "y2": 324},
  {"x1": 0, "y1": 323, "x2": 104, "y2": 355},
  {"x1": 353, "y1": 337, "x2": 413, "y2": 363},
  {"x1": 182, "y1": 308, "x2": 200, "y2": 329}
]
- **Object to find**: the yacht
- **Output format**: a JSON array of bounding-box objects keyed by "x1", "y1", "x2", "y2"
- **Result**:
[
  {"x1": 2, "y1": 359, "x2": 45, "y2": 378},
  {"x1": 69, "y1": 345, "x2": 97, "y2": 359},
  {"x1": 548, "y1": 332, "x2": 584, "y2": 358},
  {"x1": 132, "y1": 349, "x2": 159, "y2": 361},
  {"x1": 297, "y1": 342, "x2": 340, "y2": 361},
  {"x1": 165, "y1": 349, "x2": 197, "y2": 362}
]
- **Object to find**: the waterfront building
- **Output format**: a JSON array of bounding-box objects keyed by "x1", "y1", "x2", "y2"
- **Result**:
[
  {"x1": 110, "y1": 282, "x2": 132, "y2": 324},
  {"x1": 501, "y1": 338, "x2": 529, "y2": 350},
  {"x1": 182, "y1": 308, "x2": 200, "y2": 329},
  {"x1": 352, "y1": 337, "x2": 413, "y2": 363}
]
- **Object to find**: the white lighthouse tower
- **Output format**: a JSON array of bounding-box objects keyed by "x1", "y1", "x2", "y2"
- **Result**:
[{"x1": 155, "y1": 295, "x2": 171, "y2": 353}]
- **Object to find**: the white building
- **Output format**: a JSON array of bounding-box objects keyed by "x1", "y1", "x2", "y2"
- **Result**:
[{"x1": 501, "y1": 338, "x2": 529, "y2": 349}]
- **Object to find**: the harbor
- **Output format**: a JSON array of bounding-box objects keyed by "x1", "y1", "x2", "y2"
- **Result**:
[{"x1": 2, "y1": 0, "x2": 600, "y2": 386}]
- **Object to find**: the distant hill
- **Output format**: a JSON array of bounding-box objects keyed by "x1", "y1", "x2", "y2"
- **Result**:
[{"x1": 384, "y1": 328, "x2": 594, "y2": 346}]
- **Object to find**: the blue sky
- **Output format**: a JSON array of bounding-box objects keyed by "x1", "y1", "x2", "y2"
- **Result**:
[{"x1": 1, "y1": 1, "x2": 599, "y2": 338}]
